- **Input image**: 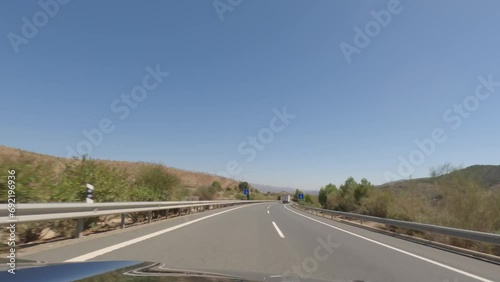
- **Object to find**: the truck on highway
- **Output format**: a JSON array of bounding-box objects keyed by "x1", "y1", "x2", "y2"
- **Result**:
[{"x1": 281, "y1": 195, "x2": 291, "y2": 204}]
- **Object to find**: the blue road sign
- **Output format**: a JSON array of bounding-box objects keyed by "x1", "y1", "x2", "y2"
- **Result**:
[
  {"x1": 298, "y1": 193, "x2": 304, "y2": 200},
  {"x1": 244, "y1": 188, "x2": 249, "y2": 195}
]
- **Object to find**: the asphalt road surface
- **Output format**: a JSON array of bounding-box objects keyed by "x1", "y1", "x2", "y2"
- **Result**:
[{"x1": 21, "y1": 203, "x2": 500, "y2": 282}]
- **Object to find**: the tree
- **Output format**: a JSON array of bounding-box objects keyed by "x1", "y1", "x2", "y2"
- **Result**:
[
  {"x1": 318, "y1": 183, "x2": 337, "y2": 208},
  {"x1": 340, "y1": 177, "x2": 357, "y2": 196},
  {"x1": 304, "y1": 194, "x2": 313, "y2": 204},
  {"x1": 238, "y1": 181, "x2": 249, "y2": 192},
  {"x1": 327, "y1": 177, "x2": 375, "y2": 212},
  {"x1": 353, "y1": 178, "x2": 373, "y2": 204},
  {"x1": 334, "y1": 177, "x2": 359, "y2": 212},
  {"x1": 211, "y1": 181, "x2": 222, "y2": 192},
  {"x1": 293, "y1": 189, "x2": 304, "y2": 202}
]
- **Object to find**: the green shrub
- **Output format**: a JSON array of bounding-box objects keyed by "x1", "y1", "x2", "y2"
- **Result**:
[
  {"x1": 54, "y1": 157, "x2": 129, "y2": 202},
  {"x1": 0, "y1": 153, "x2": 57, "y2": 203},
  {"x1": 195, "y1": 185, "x2": 217, "y2": 200},
  {"x1": 212, "y1": 181, "x2": 222, "y2": 192},
  {"x1": 360, "y1": 190, "x2": 392, "y2": 218},
  {"x1": 235, "y1": 194, "x2": 246, "y2": 200},
  {"x1": 130, "y1": 164, "x2": 182, "y2": 201}
]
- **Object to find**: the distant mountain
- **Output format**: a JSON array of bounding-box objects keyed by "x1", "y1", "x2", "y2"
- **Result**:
[
  {"x1": 250, "y1": 183, "x2": 296, "y2": 193},
  {"x1": 250, "y1": 183, "x2": 319, "y2": 195}
]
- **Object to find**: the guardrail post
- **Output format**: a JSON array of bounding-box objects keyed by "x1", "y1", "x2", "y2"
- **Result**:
[
  {"x1": 166, "y1": 209, "x2": 169, "y2": 219},
  {"x1": 74, "y1": 218, "x2": 84, "y2": 238},
  {"x1": 121, "y1": 213, "x2": 126, "y2": 229},
  {"x1": 148, "y1": 211, "x2": 152, "y2": 224}
]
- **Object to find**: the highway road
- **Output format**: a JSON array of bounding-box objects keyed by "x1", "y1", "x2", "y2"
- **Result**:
[{"x1": 21, "y1": 203, "x2": 500, "y2": 282}]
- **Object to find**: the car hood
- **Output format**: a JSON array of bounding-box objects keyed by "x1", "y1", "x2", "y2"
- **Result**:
[{"x1": 0, "y1": 259, "x2": 357, "y2": 282}]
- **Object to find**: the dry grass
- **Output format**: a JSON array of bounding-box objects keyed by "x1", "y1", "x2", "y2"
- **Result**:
[{"x1": 0, "y1": 145, "x2": 239, "y2": 192}]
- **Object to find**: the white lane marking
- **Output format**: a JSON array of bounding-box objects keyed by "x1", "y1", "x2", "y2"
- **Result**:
[
  {"x1": 284, "y1": 205, "x2": 492, "y2": 282},
  {"x1": 272, "y1": 221, "x2": 285, "y2": 238},
  {"x1": 65, "y1": 205, "x2": 253, "y2": 262},
  {"x1": 267, "y1": 210, "x2": 270, "y2": 214}
]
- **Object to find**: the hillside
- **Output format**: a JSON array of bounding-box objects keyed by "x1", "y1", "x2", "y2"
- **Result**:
[
  {"x1": 377, "y1": 165, "x2": 500, "y2": 196},
  {"x1": 443, "y1": 165, "x2": 500, "y2": 189},
  {"x1": 0, "y1": 145, "x2": 240, "y2": 201}
]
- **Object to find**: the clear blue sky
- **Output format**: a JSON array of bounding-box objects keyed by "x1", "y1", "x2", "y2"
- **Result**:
[{"x1": 2, "y1": 1, "x2": 499, "y2": 190}]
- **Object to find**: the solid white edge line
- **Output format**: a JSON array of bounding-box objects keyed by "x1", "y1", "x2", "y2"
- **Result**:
[
  {"x1": 272, "y1": 221, "x2": 285, "y2": 238},
  {"x1": 284, "y1": 205, "x2": 493, "y2": 282},
  {"x1": 65, "y1": 205, "x2": 253, "y2": 262}
]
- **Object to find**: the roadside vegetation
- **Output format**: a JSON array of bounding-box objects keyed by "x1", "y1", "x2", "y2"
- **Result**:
[
  {"x1": 292, "y1": 189, "x2": 320, "y2": 207},
  {"x1": 316, "y1": 164, "x2": 500, "y2": 255},
  {"x1": 0, "y1": 146, "x2": 277, "y2": 246}
]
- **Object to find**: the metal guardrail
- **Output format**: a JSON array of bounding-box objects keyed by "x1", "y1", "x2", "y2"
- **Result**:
[
  {"x1": 1, "y1": 200, "x2": 274, "y2": 238},
  {"x1": 0, "y1": 201, "x2": 233, "y2": 218},
  {"x1": 292, "y1": 204, "x2": 500, "y2": 245}
]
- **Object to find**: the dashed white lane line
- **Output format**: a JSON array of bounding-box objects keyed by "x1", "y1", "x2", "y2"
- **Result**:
[{"x1": 272, "y1": 221, "x2": 285, "y2": 239}]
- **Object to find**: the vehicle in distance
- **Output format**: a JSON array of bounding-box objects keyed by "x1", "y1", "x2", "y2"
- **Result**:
[{"x1": 282, "y1": 195, "x2": 291, "y2": 203}]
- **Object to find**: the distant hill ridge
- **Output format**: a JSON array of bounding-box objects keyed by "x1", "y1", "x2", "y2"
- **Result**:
[{"x1": 377, "y1": 165, "x2": 500, "y2": 192}]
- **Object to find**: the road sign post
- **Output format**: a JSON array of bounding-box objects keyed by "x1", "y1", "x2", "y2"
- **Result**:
[{"x1": 86, "y1": 183, "x2": 94, "y2": 204}]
